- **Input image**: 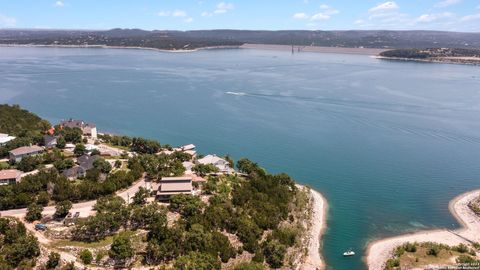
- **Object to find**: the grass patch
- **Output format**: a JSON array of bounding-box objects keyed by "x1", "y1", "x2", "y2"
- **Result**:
[{"x1": 51, "y1": 236, "x2": 114, "y2": 249}]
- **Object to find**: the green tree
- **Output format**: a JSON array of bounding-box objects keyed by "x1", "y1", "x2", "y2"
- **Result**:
[
  {"x1": 236, "y1": 158, "x2": 259, "y2": 174},
  {"x1": 74, "y1": 143, "x2": 86, "y2": 156},
  {"x1": 109, "y1": 232, "x2": 134, "y2": 261},
  {"x1": 114, "y1": 160, "x2": 122, "y2": 168},
  {"x1": 25, "y1": 203, "x2": 43, "y2": 222},
  {"x1": 192, "y1": 164, "x2": 219, "y2": 176},
  {"x1": 56, "y1": 136, "x2": 66, "y2": 149},
  {"x1": 93, "y1": 158, "x2": 112, "y2": 174},
  {"x1": 55, "y1": 200, "x2": 72, "y2": 218},
  {"x1": 262, "y1": 239, "x2": 286, "y2": 268},
  {"x1": 169, "y1": 194, "x2": 205, "y2": 218},
  {"x1": 57, "y1": 127, "x2": 82, "y2": 143},
  {"x1": 233, "y1": 262, "x2": 265, "y2": 270},
  {"x1": 132, "y1": 187, "x2": 150, "y2": 205},
  {"x1": 174, "y1": 251, "x2": 221, "y2": 270},
  {"x1": 16, "y1": 156, "x2": 42, "y2": 172},
  {"x1": 79, "y1": 249, "x2": 93, "y2": 264},
  {"x1": 5, "y1": 234, "x2": 40, "y2": 267},
  {"x1": 53, "y1": 159, "x2": 75, "y2": 171},
  {"x1": 130, "y1": 203, "x2": 167, "y2": 229},
  {"x1": 46, "y1": 252, "x2": 61, "y2": 269},
  {"x1": 37, "y1": 191, "x2": 50, "y2": 206}
]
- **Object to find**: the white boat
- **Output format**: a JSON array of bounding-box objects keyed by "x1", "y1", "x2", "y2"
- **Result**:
[{"x1": 343, "y1": 249, "x2": 355, "y2": 256}]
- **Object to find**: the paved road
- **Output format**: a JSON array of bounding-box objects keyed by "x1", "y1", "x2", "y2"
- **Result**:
[{"x1": 0, "y1": 174, "x2": 149, "y2": 218}]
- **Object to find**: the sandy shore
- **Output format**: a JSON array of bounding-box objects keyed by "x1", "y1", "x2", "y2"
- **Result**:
[
  {"x1": 241, "y1": 43, "x2": 386, "y2": 56},
  {"x1": 366, "y1": 189, "x2": 480, "y2": 270},
  {"x1": 297, "y1": 185, "x2": 328, "y2": 270}
]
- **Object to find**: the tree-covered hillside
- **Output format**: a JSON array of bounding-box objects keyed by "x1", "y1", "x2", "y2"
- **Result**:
[{"x1": 0, "y1": 104, "x2": 50, "y2": 137}]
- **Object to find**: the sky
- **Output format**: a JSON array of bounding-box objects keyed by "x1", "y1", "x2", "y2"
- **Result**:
[{"x1": 0, "y1": 0, "x2": 479, "y2": 32}]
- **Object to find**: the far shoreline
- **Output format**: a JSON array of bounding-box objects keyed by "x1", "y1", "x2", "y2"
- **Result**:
[
  {"x1": 0, "y1": 43, "x2": 387, "y2": 56},
  {"x1": 365, "y1": 189, "x2": 480, "y2": 270}
]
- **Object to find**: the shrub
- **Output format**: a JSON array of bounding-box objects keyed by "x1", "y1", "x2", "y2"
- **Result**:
[
  {"x1": 262, "y1": 239, "x2": 286, "y2": 268},
  {"x1": 25, "y1": 203, "x2": 43, "y2": 222},
  {"x1": 453, "y1": 243, "x2": 469, "y2": 253},
  {"x1": 234, "y1": 262, "x2": 265, "y2": 270},
  {"x1": 79, "y1": 249, "x2": 93, "y2": 264},
  {"x1": 384, "y1": 258, "x2": 400, "y2": 270},
  {"x1": 46, "y1": 252, "x2": 60, "y2": 269}
]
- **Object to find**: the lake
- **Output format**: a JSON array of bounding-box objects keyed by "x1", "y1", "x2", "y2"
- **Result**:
[{"x1": 1, "y1": 46, "x2": 480, "y2": 269}]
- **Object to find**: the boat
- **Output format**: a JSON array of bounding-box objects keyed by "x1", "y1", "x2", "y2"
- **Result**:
[{"x1": 343, "y1": 248, "x2": 355, "y2": 257}]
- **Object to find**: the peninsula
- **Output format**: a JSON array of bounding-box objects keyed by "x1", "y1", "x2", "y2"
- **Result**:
[
  {"x1": 0, "y1": 104, "x2": 328, "y2": 270},
  {"x1": 366, "y1": 189, "x2": 480, "y2": 270},
  {"x1": 378, "y1": 48, "x2": 480, "y2": 65}
]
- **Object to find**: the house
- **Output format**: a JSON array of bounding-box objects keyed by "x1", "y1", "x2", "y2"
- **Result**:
[
  {"x1": 156, "y1": 176, "x2": 193, "y2": 201},
  {"x1": 62, "y1": 166, "x2": 86, "y2": 180},
  {"x1": 60, "y1": 119, "x2": 97, "y2": 139},
  {"x1": 9, "y1": 145, "x2": 44, "y2": 163},
  {"x1": 180, "y1": 144, "x2": 195, "y2": 151},
  {"x1": 62, "y1": 155, "x2": 99, "y2": 179},
  {"x1": 43, "y1": 135, "x2": 57, "y2": 148},
  {"x1": 0, "y1": 169, "x2": 22, "y2": 185},
  {"x1": 197, "y1": 154, "x2": 234, "y2": 174},
  {"x1": 0, "y1": 133, "x2": 16, "y2": 146}
]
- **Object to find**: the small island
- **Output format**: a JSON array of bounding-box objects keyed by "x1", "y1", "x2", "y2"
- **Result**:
[
  {"x1": 378, "y1": 48, "x2": 480, "y2": 65},
  {"x1": 0, "y1": 104, "x2": 327, "y2": 270}
]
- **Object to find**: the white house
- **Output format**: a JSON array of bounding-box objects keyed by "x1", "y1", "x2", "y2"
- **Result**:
[
  {"x1": 197, "y1": 154, "x2": 234, "y2": 174},
  {"x1": 0, "y1": 133, "x2": 16, "y2": 146}
]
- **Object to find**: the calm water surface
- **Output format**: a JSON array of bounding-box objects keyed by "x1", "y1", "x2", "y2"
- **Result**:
[{"x1": 1, "y1": 47, "x2": 480, "y2": 270}]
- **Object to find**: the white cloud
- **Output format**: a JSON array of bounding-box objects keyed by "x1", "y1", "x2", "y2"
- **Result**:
[
  {"x1": 0, "y1": 14, "x2": 16, "y2": 27},
  {"x1": 172, "y1": 10, "x2": 187, "y2": 17},
  {"x1": 158, "y1": 10, "x2": 187, "y2": 17},
  {"x1": 293, "y1": 13, "x2": 309, "y2": 20},
  {"x1": 157, "y1": 11, "x2": 171, "y2": 16},
  {"x1": 311, "y1": 13, "x2": 330, "y2": 21},
  {"x1": 292, "y1": 4, "x2": 339, "y2": 22},
  {"x1": 416, "y1": 12, "x2": 454, "y2": 23},
  {"x1": 461, "y1": 13, "x2": 480, "y2": 21},
  {"x1": 201, "y1": 11, "x2": 213, "y2": 17},
  {"x1": 184, "y1": 17, "x2": 194, "y2": 23},
  {"x1": 354, "y1": 19, "x2": 366, "y2": 25},
  {"x1": 54, "y1": 1, "x2": 64, "y2": 7},
  {"x1": 214, "y1": 2, "x2": 234, "y2": 14},
  {"x1": 369, "y1": 1, "x2": 399, "y2": 13},
  {"x1": 434, "y1": 0, "x2": 461, "y2": 8}
]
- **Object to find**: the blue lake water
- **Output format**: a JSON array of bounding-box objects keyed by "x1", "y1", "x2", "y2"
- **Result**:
[{"x1": 1, "y1": 47, "x2": 480, "y2": 269}]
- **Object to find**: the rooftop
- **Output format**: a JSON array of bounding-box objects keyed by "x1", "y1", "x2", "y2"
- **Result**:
[
  {"x1": 0, "y1": 169, "x2": 22, "y2": 180},
  {"x1": 161, "y1": 176, "x2": 193, "y2": 182},
  {"x1": 9, "y1": 145, "x2": 44, "y2": 156}
]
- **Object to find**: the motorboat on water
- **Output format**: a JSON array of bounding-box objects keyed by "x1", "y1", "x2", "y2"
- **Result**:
[{"x1": 343, "y1": 248, "x2": 355, "y2": 256}]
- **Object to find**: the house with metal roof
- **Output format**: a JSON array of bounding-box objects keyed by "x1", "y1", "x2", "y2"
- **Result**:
[
  {"x1": 0, "y1": 169, "x2": 22, "y2": 185},
  {"x1": 156, "y1": 176, "x2": 193, "y2": 201},
  {"x1": 9, "y1": 145, "x2": 44, "y2": 163}
]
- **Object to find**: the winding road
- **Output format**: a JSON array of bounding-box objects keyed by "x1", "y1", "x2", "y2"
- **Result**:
[{"x1": 0, "y1": 174, "x2": 150, "y2": 218}]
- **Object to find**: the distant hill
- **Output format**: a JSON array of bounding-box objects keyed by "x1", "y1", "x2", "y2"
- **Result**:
[{"x1": 1, "y1": 29, "x2": 480, "y2": 50}]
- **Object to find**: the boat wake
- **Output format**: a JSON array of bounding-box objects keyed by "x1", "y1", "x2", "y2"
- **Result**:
[{"x1": 225, "y1": 91, "x2": 247, "y2": 96}]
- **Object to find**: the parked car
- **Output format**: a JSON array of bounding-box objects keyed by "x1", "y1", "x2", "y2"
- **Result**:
[{"x1": 35, "y1": 224, "x2": 47, "y2": 231}]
